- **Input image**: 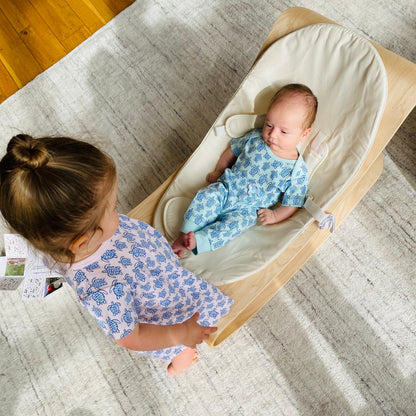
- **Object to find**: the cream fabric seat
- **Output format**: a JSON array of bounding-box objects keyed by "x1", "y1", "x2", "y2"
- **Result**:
[{"x1": 153, "y1": 23, "x2": 388, "y2": 285}]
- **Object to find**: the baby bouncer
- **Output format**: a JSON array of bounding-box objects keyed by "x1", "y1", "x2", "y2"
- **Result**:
[{"x1": 129, "y1": 8, "x2": 416, "y2": 346}]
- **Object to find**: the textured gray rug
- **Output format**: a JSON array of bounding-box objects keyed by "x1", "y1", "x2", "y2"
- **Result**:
[{"x1": 0, "y1": 1, "x2": 415, "y2": 415}]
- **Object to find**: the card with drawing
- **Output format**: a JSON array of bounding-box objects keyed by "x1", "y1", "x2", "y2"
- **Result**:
[
  {"x1": 4, "y1": 234, "x2": 28, "y2": 258},
  {"x1": 0, "y1": 234, "x2": 63, "y2": 299}
]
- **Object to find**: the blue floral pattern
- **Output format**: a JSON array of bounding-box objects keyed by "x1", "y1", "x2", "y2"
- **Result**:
[
  {"x1": 227, "y1": 129, "x2": 308, "y2": 208},
  {"x1": 65, "y1": 214, "x2": 233, "y2": 361},
  {"x1": 181, "y1": 129, "x2": 309, "y2": 253}
]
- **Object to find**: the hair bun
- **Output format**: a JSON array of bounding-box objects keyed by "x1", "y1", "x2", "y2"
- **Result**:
[{"x1": 8, "y1": 134, "x2": 50, "y2": 169}]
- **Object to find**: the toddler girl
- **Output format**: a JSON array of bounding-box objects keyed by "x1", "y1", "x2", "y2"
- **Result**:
[{"x1": 0, "y1": 134, "x2": 233, "y2": 375}]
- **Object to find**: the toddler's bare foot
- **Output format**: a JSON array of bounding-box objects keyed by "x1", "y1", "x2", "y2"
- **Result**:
[
  {"x1": 167, "y1": 347, "x2": 198, "y2": 375},
  {"x1": 184, "y1": 231, "x2": 196, "y2": 251},
  {"x1": 172, "y1": 233, "x2": 187, "y2": 258}
]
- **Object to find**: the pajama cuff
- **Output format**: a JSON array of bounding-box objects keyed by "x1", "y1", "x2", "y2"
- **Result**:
[
  {"x1": 180, "y1": 222, "x2": 211, "y2": 255},
  {"x1": 181, "y1": 219, "x2": 195, "y2": 234},
  {"x1": 193, "y1": 231, "x2": 211, "y2": 255}
]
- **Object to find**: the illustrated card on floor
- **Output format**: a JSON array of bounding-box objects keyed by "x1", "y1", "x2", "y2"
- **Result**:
[
  {"x1": 21, "y1": 253, "x2": 63, "y2": 300},
  {"x1": 0, "y1": 256, "x2": 25, "y2": 290},
  {"x1": 0, "y1": 234, "x2": 63, "y2": 299},
  {"x1": 4, "y1": 234, "x2": 29, "y2": 258},
  {"x1": 0, "y1": 235, "x2": 28, "y2": 291}
]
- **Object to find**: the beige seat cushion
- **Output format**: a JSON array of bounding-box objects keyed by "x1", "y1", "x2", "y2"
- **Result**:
[{"x1": 154, "y1": 23, "x2": 388, "y2": 285}]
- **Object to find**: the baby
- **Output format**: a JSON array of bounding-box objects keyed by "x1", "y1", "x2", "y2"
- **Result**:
[{"x1": 172, "y1": 83, "x2": 318, "y2": 257}]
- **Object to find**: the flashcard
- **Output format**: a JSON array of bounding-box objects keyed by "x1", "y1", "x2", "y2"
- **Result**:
[
  {"x1": 21, "y1": 252, "x2": 63, "y2": 301},
  {"x1": 4, "y1": 234, "x2": 28, "y2": 258},
  {"x1": 0, "y1": 234, "x2": 64, "y2": 299},
  {"x1": 5, "y1": 258, "x2": 26, "y2": 276},
  {"x1": 22, "y1": 275, "x2": 46, "y2": 300},
  {"x1": 0, "y1": 276, "x2": 23, "y2": 291},
  {"x1": 0, "y1": 256, "x2": 25, "y2": 290}
]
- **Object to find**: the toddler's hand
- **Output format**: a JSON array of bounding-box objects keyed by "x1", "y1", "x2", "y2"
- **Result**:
[
  {"x1": 206, "y1": 170, "x2": 221, "y2": 183},
  {"x1": 258, "y1": 208, "x2": 277, "y2": 225},
  {"x1": 181, "y1": 312, "x2": 217, "y2": 348}
]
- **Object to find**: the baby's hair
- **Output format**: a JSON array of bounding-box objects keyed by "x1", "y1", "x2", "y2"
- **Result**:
[
  {"x1": 269, "y1": 83, "x2": 318, "y2": 129},
  {"x1": 0, "y1": 134, "x2": 116, "y2": 264}
]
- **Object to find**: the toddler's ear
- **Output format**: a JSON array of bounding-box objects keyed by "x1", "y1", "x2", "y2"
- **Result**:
[
  {"x1": 301, "y1": 128, "x2": 311, "y2": 142},
  {"x1": 70, "y1": 234, "x2": 89, "y2": 254}
]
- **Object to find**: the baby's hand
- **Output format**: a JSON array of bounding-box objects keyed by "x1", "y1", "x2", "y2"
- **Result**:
[
  {"x1": 258, "y1": 208, "x2": 277, "y2": 225},
  {"x1": 181, "y1": 312, "x2": 217, "y2": 348},
  {"x1": 206, "y1": 170, "x2": 221, "y2": 183}
]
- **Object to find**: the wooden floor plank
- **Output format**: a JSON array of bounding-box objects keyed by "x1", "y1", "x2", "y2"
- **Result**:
[
  {"x1": 1, "y1": 0, "x2": 67, "y2": 69},
  {"x1": 0, "y1": 8, "x2": 42, "y2": 88},
  {"x1": 59, "y1": 26, "x2": 93, "y2": 52},
  {"x1": 102, "y1": 0, "x2": 134, "y2": 15},
  {"x1": 0, "y1": 60, "x2": 18, "y2": 103},
  {"x1": 64, "y1": 0, "x2": 112, "y2": 33},
  {"x1": 29, "y1": 0, "x2": 90, "y2": 51},
  {"x1": 0, "y1": 0, "x2": 135, "y2": 104}
]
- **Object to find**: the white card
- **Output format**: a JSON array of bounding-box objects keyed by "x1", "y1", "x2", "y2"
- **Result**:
[
  {"x1": 0, "y1": 257, "x2": 24, "y2": 291},
  {"x1": 4, "y1": 234, "x2": 28, "y2": 258}
]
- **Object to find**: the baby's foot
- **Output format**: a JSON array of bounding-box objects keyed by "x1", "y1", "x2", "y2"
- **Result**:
[
  {"x1": 183, "y1": 231, "x2": 196, "y2": 251},
  {"x1": 167, "y1": 347, "x2": 198, "y2": 375},
  {"x1": 171, "y1": 233, "x2": 187, "y2": 258}
]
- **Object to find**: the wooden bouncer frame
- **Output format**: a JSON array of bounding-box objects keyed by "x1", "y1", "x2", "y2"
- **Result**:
[{"x1": 128, "y1": 7, "x2": 416, "y2": 347}]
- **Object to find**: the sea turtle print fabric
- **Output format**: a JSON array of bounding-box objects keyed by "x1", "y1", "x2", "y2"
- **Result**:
[
  {"x1": 227, "y1": 129, "x2": 309, "y2": 208},
  {"x1": 180, "y1": 129, "x2": 309, "y2": 253},
  {"x1": 65, "y1": 214, "x2": 233, "y2": 361}
]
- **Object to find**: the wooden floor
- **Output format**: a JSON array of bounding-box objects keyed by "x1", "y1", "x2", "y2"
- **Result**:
[{"x1": 0, "y1": 0, "x2": 135, "y2": 104}]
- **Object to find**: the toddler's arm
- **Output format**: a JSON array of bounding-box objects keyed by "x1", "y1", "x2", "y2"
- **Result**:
[
  {"x1": 206, "y1": 147, "x2": 237, "y2": 183},
  {"x1": 114, "y1": 312, "x2": 217, "y2": 351},
  {"x1": 257, "y1": 205, "x2": 299, "y2": 225}
]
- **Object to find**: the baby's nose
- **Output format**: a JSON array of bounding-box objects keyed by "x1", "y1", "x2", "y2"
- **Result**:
[{"x1": 269, "y1": 127, "x2": 279, "y2": 138}]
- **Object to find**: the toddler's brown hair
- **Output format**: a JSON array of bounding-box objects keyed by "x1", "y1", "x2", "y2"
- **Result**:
[{"x1": 0, "y1": 134, "x2": 116, "y2": 263}]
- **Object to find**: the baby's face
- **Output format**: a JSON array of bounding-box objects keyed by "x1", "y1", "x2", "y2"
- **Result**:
[{"x1": 262, "y1": 96, "x2": 311, "y2": 158}]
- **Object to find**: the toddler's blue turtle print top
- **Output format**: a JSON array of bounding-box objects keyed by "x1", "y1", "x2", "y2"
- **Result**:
[{"x1": 65, "y1": 214, "x2": 233, "y2": 361}]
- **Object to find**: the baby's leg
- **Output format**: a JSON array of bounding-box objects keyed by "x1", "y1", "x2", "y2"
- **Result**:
[
  {"x1": 173, "y1": 183, "x2": 227, "y2": 256},
  {"x1": 194, "y1": 208, "x2": 258, "y2": 253},
  {"x1": 167, "y1": 347, "x2": 198, "y2": 375}
]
